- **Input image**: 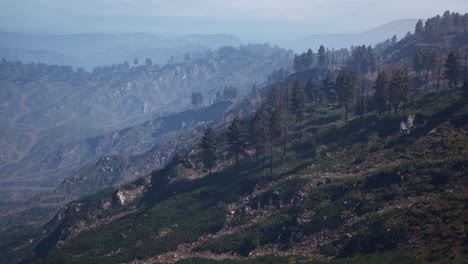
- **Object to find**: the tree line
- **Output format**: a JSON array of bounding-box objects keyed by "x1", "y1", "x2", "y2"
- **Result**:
[{"x1": 415, "y1": 11, "x2": 468, "y2": 38}]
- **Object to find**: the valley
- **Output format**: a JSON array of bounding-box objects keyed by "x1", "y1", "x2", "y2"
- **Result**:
[{"x1": 0, "y1": 9, "x2": 467, "y2": 264}]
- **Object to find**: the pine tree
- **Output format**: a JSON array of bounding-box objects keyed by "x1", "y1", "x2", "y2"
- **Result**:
[
  {"x1": 269, "y1": 109, "x2": 283, "y2": 171},
  {"x1": 402, "y1": 68, "x2": 410, "y2": 113},
  {"x1": 414, "y1": 48, "x2": 437, "y2": 91},
  {"x1": 415, "y1": 19, "x2": 424, "y2": 35},
  {"x1": 191, "y1": 92, "x2": 203, "y2": 108},
  {"x1": 462, "y1": 81, "x2": 468, "y2": 99},
  {"x1": 335, "y1": 71, "x2": 359, "y2": 122},
  {"x1": 292, "y1": 81, "x2": 305, "y2": 123},
  {"x1": 373, "y1": 71, "x2": 388, "y2": 116},
  {"x1": 268, "y1": 83, "x2": 282, "y2": 108},
  {"x1": 444, "y1": 50, "x2": 463, "y2": 89},
  {"x1": 306, "y1": 49, "x2": 314, "y2": 68},
  {"x1": 388, "y1": 68, "x2": 406, "y2": 113},
  {"x1": 321, "y1": 73, "x2": 335, "y2": 104},
  {"x1": 413, "y1": 49, "x2": 424, "y2": 78},
  {"x1": 227, "y1": 117, "x2": 247, "y2": 166},
  {"x1": 318, "y1": 45, "x2": 326, "y2": 68},
  {"x1": 145, "y1": 58, "x2": 153, "y2": 67},
  {"x1": 305, "y1": 78, "x2": 316, "y2": 104},
  {"x1": 292, "y1": 81, "x2": 306, "y2": 149},
  {"x1": 250, "y1": 111, "x2": 269, "y2": 168},
  {"x1": 201, "y1": 128, "x2": 217, "y2": 174}
]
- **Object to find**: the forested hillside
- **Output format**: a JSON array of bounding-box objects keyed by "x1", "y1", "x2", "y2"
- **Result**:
[{"x1": 0, "y1": 11, "x2": 466, "y2": 264}]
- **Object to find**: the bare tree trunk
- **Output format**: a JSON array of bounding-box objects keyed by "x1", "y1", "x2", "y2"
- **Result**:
[
  {"x1": 437, "y1": 60, "x2": 442, "y2": 91},
  {"x1": 269, "y1": 145, "x2": 273, "y2": 172},
  {"x1": 345, "y1": 103, "x2": 348, "y2": 123},
  {"x1": 425, "y1": 68, "x2": 429, "y2": 92},
  {"x1": 282, "y1": 80, "x2": 289, "y2": 164},
  {"x1": 360, "y1": 74, "x2": 365, "y2": 118}
]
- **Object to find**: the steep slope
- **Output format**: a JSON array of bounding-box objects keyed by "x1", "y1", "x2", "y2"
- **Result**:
[
  {"x1": 0, "y1": 101, "x2": 235, "y2": 231},
  {"x1": 1, "y1": 87, "x2": 465, "y2": 264},
  {"x1": 0, "y1": 45, "x2": 293, "y2": 201}
]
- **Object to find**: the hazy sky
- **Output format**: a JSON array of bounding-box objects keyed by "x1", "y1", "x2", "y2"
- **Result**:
[{"x1": 0, "y1": 0, "x2": 466, "y2": 42}]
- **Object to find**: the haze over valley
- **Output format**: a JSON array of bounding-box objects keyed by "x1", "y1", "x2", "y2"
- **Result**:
[{"x1": 0, "y1": 2, "x2": 467, "y2": 264}]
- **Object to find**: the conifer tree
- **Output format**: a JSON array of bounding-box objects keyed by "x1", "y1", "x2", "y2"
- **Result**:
[
  {"x1": 201, "y1": 128, "x2": 217, "y2": 174},
  {"x1": 413, "y1": 50, "x2": 424, "y2": 78},
  {"x1": 191, "y1": 92, "x2": 203, "y2": 108},
  {"x1": 145, "y1": 58, "x2": 153, "y2": 66},
  {"x1": 402, "y1": 67, "x2": 410, "y2": 113},
  {"x1": 373, "y1": 71, "x2": 388, "y2": 116},
  {"x1": 227, "y1": 117, "x2": 247, "y2": 166},
  {"x1": 321, "y1": 73, "x2": 335, "y2": 104},
  {"x1": 415, "y1": 19, "x2": 424, "y2": 35},
  {"x1": 269, "y1": 109, "x2": 283, "y2": 171},
  {"x1": 268, "y1": 83, "x2": 282, "y2": 108},
  {"x1": 444, "y1": 50, "x2": 463, "y2": 89},
  {"x1": 388, "y1": 68, "x2": 408, "y2": 113},
  {"x1": 306, "y1": 49, "x2": 314, "y2": 68},
  {"x1": 335, "y1": 71, "x2": 359, "y2": 123},
  {"x1": 250, "y1": 110, "x2": 269, "y2": 167},
  {"x1": 414, "y1": 48, "x2": 437, "y2": 91},
  {"x1": 305, "y1": 78, "x2": 316, "y2": 104},
  {"x1": 292, "y1": 81, "x2": 306, "y2": 149},
  {"x1": 318, "y1": 45, "x2": 327, "y2": 68}
]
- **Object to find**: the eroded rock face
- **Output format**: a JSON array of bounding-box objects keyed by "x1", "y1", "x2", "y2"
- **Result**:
[
  {"x1": 400, "y1": 114, "x2": 429, "y2": 134},
  {"x1": 115, "y1": 176, "x2": 151, "y2": 206},
  {"x1": 400, "y1": 115, "x2": 416, "y2": 134}
]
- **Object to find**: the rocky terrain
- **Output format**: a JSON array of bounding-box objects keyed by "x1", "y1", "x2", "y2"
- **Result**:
[{"x1": 0, "y1": 44, "x2": 293, "y2": 202}]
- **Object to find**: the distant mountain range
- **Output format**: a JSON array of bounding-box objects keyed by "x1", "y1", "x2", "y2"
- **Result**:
[
  {"x1": 0, "y1": 32, "x2": 242, "y2": 69},
  {"x1": 0, "y1": 19, "x2": 418, "y2": 68},
  {"x1": 292, "y1": 19, "x2": 419, "y2": 51}
]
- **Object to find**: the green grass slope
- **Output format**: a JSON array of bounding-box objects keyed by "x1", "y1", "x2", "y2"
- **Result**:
[{"x1": 0, "y1": 87, "x2": 465, "y2": 264}]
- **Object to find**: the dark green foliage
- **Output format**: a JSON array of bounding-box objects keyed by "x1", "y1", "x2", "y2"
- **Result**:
[
  {"x1": 413, "y1": 48, "x2": 437, "y2": 90},
  {"x1": 420, "y1": 11, "x2": 468, "y2": 38},
  {"x1": 227, "y1": 117, "x2": 247, "y2": 166},
  {"x1": 249, "y1": 110, "x2": 269, "y2": 167},
  {"x1": 320, "y1": 73, "x2": 335, "y2": 104},
  {"x1": 318, "y1": 45, "x2": 326, "y2": 68},
  {"x1": 444, "y1": 50, "x2": 463, "y2": 89},
  {"x1": 292, "y1": 81, "x2": 306, "y2": 123},
  {"x1": 415, "y1": 19, "x2": 424, "y2": 35},
  {"x1": 348, "y1": 45, "x2": 375, "y2": 74},
  {"x1": 388, "y1": 67, "x2": 410, "y2": 114},
  {"x1": 191, "y1": 92, "x2": 203, "y2": 108},
  {"x1": 268, "y1": 108, "x2": 283, "y2": 170},
  {"x1": 201, "y1": 128, "x2": 217, "y2": 174},
  {"x1": 268, "y1": 83, "x2": 282, "y2": 108},
  {"x1": 335, "y1": 71, "x2": 359, "y2": 122},
  {"x1": 177, "y1": 251, "x2": 414, "y2": 264},
  {"x1": 294, "y1": 49, "x2": 314, "y2": 72},
  {"x1": 292, "y1": 81, "x2": 306, "y2": 148},
  {"x1": 305, "y1": 77, "x2": 317, "y2": 104},
  {"x1": 223, "y1": 86, "x2": 239, "y2": 100},
  {"x1": 373, "y1": 71, "x2": 388, "y2": 116}
]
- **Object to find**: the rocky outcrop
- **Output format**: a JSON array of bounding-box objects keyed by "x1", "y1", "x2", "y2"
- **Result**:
[
  {"x1": 115, "y1": 176, "x2": 151, "y2": 206},
  {"x1": 400, "y1": 114, "x2": 429, "y2": 134}
]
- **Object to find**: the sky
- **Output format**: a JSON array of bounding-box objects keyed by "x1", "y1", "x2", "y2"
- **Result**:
[{"x1": 0, "y1": 0, "x2": 466, "y2": 43}]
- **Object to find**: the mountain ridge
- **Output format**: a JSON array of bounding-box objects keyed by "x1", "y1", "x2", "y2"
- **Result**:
[{"x1": 293, "y1": 19, "x2": 418, "y2": 51}]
